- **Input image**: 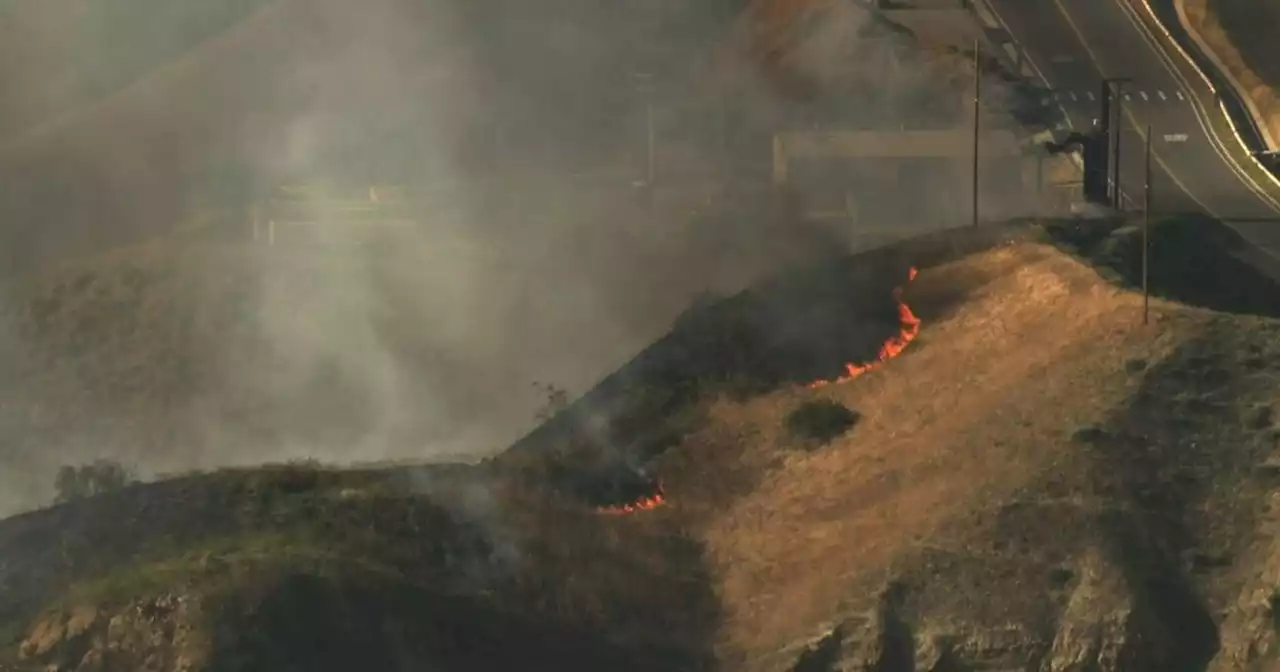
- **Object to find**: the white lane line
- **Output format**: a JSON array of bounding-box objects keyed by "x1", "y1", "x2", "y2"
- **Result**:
[
  {"x1": 1176, "y1": 90, "x2": 1185, "y2": 100},
  {"x1": 1116, "y1": 0, "x2": 1280, "y2": 209},
  {"x1": 1087, "y1": 91, "x2": 1096, "y2": 101},
  {"x1": 1158, "y1": 90, "x2": 1168, "y2": 100},
  {"x1": 1140, "y1": 90, "x2": 1150, "y2": 101},
  {"x1": 973, "y1": 0, "x2": 1084, "y2": 176},
  {"x1": 1069, "y1": 91, "x2": 1079, "y2": 101},
  {"x1": 1053, "y1": 0, "x2": 1280, "y2": 219},
  {"x1": 1048, "y1": 0, "x2": 1195, "y2": 211},
  {"x1": 1124, "y1": 92, "x2": 1132, "y2": 101},
  {"x1": 1129, "y1": 0, "x2": 1280, "y2": 189}
]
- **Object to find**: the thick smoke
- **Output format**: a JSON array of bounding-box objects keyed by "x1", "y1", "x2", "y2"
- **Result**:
[{"x1": 0, "y1": 0, "x2": 1048, "y2": 515}]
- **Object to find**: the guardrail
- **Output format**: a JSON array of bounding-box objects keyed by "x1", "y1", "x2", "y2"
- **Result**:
[
  {"x1": 1141, "y1": 0, "x2": 1280, "y2": 186},
  {"x1": 960, "y1": 0, "x2": 1088, "y2": 178},
  {"x1": 1167, "y1": 0, "x2": 1278, "y2": 152}
]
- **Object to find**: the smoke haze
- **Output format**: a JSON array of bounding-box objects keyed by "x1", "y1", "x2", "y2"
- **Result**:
[{"x1": 0, "y1": 0, "x2": 1043, "y2": 515}]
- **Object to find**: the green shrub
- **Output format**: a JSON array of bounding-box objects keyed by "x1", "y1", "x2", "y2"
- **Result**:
[{"x1": 785, "y1": 399, "x2": 860, "y2": 446}]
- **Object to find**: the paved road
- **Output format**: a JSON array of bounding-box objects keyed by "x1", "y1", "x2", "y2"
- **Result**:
[
  {"x1": 1213, "y1": 0, "x2": 1280, "y2": 101},
  {"x1": 982, "y1": 0, "x2": 1280, "y2": 254}
]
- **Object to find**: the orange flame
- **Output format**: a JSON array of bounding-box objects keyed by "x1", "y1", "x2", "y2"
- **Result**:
[
  {"x1": 596, "y1": 481, "x2": 666, "y2": 515},
  {"x1": 809, "y1": 267, "x2": 920, "y2": 389}
]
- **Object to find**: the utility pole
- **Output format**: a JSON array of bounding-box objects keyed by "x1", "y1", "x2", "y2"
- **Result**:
[
  {"x1": 634, "y1": 72, "x2": 655, "y2": 188},
  {"x1": 972, "y1": 38, "x2": 981, "y2": 228},
  {"x1": 719, "y1": 90, "x2": 729, "y2": 180},
  {"x1": 1105, "y1": 77, "x2": 1132, "y2": 210},
  {"x1": 1112, "y1": 81, "x2": 1123, "y2": 210},
  {"x1": 1142, "y1": 122, "x2": 1152, "y2": 325},
  {"x1": 646, "y1": 93, "x2": 655, "y2": 186}
]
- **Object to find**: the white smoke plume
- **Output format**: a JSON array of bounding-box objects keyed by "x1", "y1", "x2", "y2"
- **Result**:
[{"x1": 0, "y1": 0, "x2": 1051, "y2": 515}]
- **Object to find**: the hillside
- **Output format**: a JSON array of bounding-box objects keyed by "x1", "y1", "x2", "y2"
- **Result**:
[
  {"x1": 0, "y1": 0, "x2": 1040, "y2": 515},
  {"x1": 0, "y1": 0, "x2": 275, "y2": 142},
  {"x1": 7, "y1": 217, "x2": 1280, "y2": 670},
  {"x1": 0, "y1": 178, "x2": 859, "y2": 515},
  {"x1": 0, "y1": 0, "x2": 750, "y2": 278}
]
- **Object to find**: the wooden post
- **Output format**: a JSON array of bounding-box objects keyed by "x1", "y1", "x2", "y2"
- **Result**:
[
  {"x1": 1111, "y1": 81, "x2": 1125, "y2": 210},
  {"x1": 972, "y1": 39, "x2": 981, "y2": 228},
  {"x1": 1142, "y1": 123, "x2": 1152, "y2": 325}
]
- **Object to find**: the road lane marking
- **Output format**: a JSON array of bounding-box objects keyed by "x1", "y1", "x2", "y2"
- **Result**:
[
  {"x1": 1049, "y1": 0, "x2": 1206, "y2": 211},
  {"x1": 1111, "y1": 0, "x2": 1280, "y2": 204},
  {"x1": 1158, "y1": 90, "x2": 1168, "y2": 100},
  {"x1": 1112, "y1": 0, "x2": 1280, "y2": 210},
  {"x1": 1165, "y1": 133, "x2": 1189, "y2": 142},
  {"x1": 974, "y1": 0, "x2": 1087, "y2": 179},
  {"x1": 1070, "y1": 91, "x2": 1078, "y2": 101},
  {"x1": 1131, "y1": 0, "x2": 1280, "y2": 166},
  {"x1": 1140, "y1": 90, "x2": 1150, "y2": 101},
  {"x1": 1087, "y1": 91, "x2": 1096, "y2": 100},
  {"x1": 1176, "y1": 90, "x2": 1184, "y2": 100}
]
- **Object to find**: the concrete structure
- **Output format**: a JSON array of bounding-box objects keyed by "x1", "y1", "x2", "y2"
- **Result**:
[
  {"x1": 771, "y1": 124, "x2": 1041, "y2": 226},
  {"x1": 772, "y1": 128, "x2": 1022, "y2": 183},
  {"x1": 250, "y1": 185, "x2": 417, "y2": 246}
]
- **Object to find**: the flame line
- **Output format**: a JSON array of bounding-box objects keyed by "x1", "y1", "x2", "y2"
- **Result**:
[
  {"x1": 595, "y1": 482, "x2": 666, "y2": 515},
  {"x1": 808, "y1": 267, "x2": 920, "y2": 389}
]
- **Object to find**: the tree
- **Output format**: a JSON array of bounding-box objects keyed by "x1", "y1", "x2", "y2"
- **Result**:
[
  {"x1": 532, "y1": 382, "x2": 571, "y2": 423},
  {"x1": 53, "y1": 459, "x2": 133, "y2": 504}
]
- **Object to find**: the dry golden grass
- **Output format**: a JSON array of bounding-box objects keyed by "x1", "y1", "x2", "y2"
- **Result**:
[
  {"x1": 11, "y1": 224, "x2": 1280, "y2": 669},
  {"x1": 652, "y1": 241, "x2": 1197, "y2": 661}
]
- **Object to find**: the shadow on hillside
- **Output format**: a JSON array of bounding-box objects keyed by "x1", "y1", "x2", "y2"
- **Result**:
[
  {"x1": 207, "y1": 466, "x2": 722, "y2": 670},
  {"x1": 208, "y1": 535, "x2": 720, "y2": 671},
  {"x1": 504, "y1": 223, "x2": 1031, "y2": 475},
  {"x1": 1064, "y1": 319, "x2": 1279, "y2": 670},
  {"x1": 988, "y1": 318, "x2": 1280, "y2": 670},
  {"x1": 1042, "y1": 214, "x2": 1280, "y2": 317},
  {"x1": 0, "y1": 464, "x2": 725, "y2": 671}
]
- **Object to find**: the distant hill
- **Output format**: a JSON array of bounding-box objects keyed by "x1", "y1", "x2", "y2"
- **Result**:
[{"x1": 0, "y1": 0, "x2": 276, "y2": 141}]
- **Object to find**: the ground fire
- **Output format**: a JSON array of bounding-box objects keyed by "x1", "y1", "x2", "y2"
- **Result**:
[
  {"x1": 596, "y1": 480, "x2": 666, "y2": 515},
  {"x1": 591, "y1": 476, "x2": 665, "y2": 514},
  {"x1": 810, "y1": 266, "x2": 920, "y2": 388},
  {"x1": 556, "y1": 460, "x2": 667, "y2": 515}
]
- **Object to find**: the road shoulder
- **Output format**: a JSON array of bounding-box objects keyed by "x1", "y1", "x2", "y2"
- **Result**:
[{"x1": 1178, "y1": 0, "x2": 1280, "y2": 149}]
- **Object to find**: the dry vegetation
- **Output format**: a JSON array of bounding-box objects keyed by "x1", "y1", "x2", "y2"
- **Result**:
[
  {"x1": 696, "y1": 243, "x2": 1160, "y2": 655},
  {"x1": 1182, "y1": 0, "x2": 1280, "y2": 142},
  {"x1": 8, "y1": 1, "x2": 1280, "y2": 670},
  {"x1": 8, "y1": 217, "x2": 1280, "y2": 670}
]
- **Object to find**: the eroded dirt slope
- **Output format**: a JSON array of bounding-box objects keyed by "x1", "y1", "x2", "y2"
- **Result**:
[
  {"x1": 508, "y1": 220, "x2": 1280, "y2": 670},
  {"x1": 7, "y1": 222, "x2": 1280, "y2": 671}
]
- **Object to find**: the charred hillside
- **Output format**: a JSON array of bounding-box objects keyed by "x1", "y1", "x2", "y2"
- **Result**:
[{"x1": 6, "y1": 217, "x2": 1280, "y2": 670}]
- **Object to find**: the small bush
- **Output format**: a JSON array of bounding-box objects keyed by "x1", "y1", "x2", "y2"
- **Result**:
[
  {"x1": 785, "y1": 399, "x2": 860, "y2": 446},
  {"x1": 1271, "y1": 589, "x2": 1280, "y2": 632},
  {"x1": 54, "y1": 459, "x2": 133, "y2": 503},
  {"x1": 532, "y1": 382, "x2": 570, "y2": 422}
]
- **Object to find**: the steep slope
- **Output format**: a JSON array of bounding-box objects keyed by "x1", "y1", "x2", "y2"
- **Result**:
[
  {"x1": 7, "y1": 218, "x2": 1280, "y2": 670},
  {"x1": 502, "y1": 217, "x2": 1280, "y2": 671},
  {"x1": 0, "y1": 0, "x2": 275, "y2": 141},
  {"x1": 0, "y1": 0, "x2": 746, "y2": 277}
]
